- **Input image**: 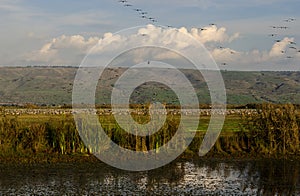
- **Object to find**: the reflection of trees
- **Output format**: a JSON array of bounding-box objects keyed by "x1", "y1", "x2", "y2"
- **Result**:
[
  {"x1": 0, "y1": 159, "x2": 298, "y2": 194},
  {"x1": 145, "y1": 161, "x2": 185, "y2": 191},
  {"x1": 191, "y1": 158, "x2": 299, "y2": 195},
  {"x1": 246, "y1": 159, "x2": 299, "y2": 195}
]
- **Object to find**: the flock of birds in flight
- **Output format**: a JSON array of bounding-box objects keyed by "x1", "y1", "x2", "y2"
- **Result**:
[
  {"x1": 117, "y1": 0, "x2": 232, "y2": 66},
  {"x1": 117, "y1": 0, "x2": 218, "y2": 29},
  {"x1": 269, "y1": 18, "x2": 299, "y2": 59},
  {"x1": 118, "y1": 0, "x2": 166, "y2": 26},
  {"x1": 117, "y1": 0, "x2": 299, "y2": 66}
]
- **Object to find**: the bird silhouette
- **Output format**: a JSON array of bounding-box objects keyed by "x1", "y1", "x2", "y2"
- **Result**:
[{"x1": 268, "y1": 34, "x2": 277, "y2": 37}]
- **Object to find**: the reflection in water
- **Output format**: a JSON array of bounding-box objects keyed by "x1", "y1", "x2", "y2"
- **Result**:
[{"x1": 0, "y1": 159, "x2": 299, "y2": 195}]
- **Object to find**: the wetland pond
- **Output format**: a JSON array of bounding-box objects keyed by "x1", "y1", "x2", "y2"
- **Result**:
[{"x1": 0, "y1": 158, "x2": 299, "y2": 195}]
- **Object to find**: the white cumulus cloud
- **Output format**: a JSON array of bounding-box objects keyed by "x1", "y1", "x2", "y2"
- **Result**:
[
  {"x1": 269, "y1": 37, "x2": 294, "y2": 57},
  {"x1": 24, "y1": 25, "x2": 300, "y2": 71},
  {"x1": 26, "y1": 35, "x2": 100, "y2": 65}
]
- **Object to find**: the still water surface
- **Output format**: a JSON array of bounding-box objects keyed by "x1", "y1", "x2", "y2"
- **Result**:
[{"x1": 0, "y1": 159, "x2": 299, "y2": 195}]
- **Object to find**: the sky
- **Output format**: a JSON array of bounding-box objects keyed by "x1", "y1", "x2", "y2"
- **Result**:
[{"x1": 1, "y1": 0, "x2": 300, "y2": 71}]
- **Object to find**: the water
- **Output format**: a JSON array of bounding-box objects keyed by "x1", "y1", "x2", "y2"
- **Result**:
[{"x1": 0, "y1": 159, "x2": 299, "y2": 195}]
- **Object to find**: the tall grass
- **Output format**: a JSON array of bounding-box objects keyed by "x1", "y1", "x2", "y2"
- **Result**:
[
  {"x1": 0, "y1": 114, "x2": 88, "y2": 156},
  {"x1": 0, "y1": 104, "x2": 299, "y2": 160},
  {"x1": 243, "y1": 103, "x2": 300, "y2": 156}
]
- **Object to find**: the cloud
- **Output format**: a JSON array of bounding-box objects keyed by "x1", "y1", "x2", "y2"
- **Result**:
[
  {"x1": 25, "y1": 25, "x2": 300, "y2": 71},
  {"x1": 26, "y1": 35, "x2": 100, "y2": 65},
  {"x1": 269, "y1": 37, "x2": 294, "y2": 57},
  {"x1": 0, "y1": 0, "x2": 23, "y2": 12},
  {"x1": 190, "y1": 25, "x2": 239, "y2": 44},
  {"x1": 211, "y1": 36, "x2": 300, "y2": 71}
]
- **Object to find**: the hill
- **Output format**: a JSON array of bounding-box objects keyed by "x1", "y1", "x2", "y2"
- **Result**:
[{"x1": 0, "y1": 66, "x2": 299, "y2": 105}]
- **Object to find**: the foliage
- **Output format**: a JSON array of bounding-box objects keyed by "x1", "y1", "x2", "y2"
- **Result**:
[
  {"x1": 0, "y1": 104, "x2": 299, "y2": 161},
  {"x1": 243, "y1": 103, "x2": 300, "y2": 156}
]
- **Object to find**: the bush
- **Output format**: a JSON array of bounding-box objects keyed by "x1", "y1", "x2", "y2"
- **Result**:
[{"x1": 243, "y1": 103, "x2": 300, "y2": 156}]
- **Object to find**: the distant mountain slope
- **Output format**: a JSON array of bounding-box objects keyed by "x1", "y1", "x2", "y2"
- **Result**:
[{"x1": 0, "y1": 67, "x2": 299, "y2": 105}]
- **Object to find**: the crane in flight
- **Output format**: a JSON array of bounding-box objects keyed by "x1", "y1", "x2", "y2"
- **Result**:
[
  {"x1": 268, "y1": 34, "x2": 277, "y2": 37},
  {"x1": 284, "y1": 18, "x2": 296, "y2": 22},
  {"x1": 289, "y1": 46, "x2": 297, "y2": 50}
]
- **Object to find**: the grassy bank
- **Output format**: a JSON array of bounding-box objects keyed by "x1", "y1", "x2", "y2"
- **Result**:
[{"x1": 0, "y1": 104, "x2": 299, "y2": 163}]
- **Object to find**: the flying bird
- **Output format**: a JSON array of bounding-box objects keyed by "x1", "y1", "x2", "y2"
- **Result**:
[
  {"x1": 289, "y1": 46, "x2": 297, "y2": 50},
  {"x1": 119, "y1": 0, "x2": 127, "y2": 2},
  {"x1": 284, "y1": 18, "x2": 296, "y2": 22},
  {"x1": 289, "y1": 41, "x2": 296, "y2": 45},
  {"x1": 124, "y1": 4, "x2": 132, "y2": 7},
  {"x1": 268, "y1": 34, "x2": 277, "y2": 37},
  {"x1": 278, "y1": 26, "x2": 289, "y2": 29},
  {"x1": 198, "y1": 28, "x2": 207, "y2": 31},
  {"x1": 133, "y1": 8, "x2": 142, "y2": 12}
]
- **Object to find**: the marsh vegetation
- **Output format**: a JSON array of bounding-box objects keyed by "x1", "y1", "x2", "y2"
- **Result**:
[{"x1": 0, "y1": 103, "x2": 299, "y2": 162}]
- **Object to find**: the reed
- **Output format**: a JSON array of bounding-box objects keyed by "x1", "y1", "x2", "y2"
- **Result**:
[
  {"x1": 242, "y1": 103, "x2": 300, "y2": 156},
  {"x1": 0, "y1": 104, "x2": 299, "y2": 161}
]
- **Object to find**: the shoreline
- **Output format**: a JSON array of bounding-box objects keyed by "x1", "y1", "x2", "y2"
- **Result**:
[{"x1": 1, "y1": 152, "x2": 299, "y2": 166}]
